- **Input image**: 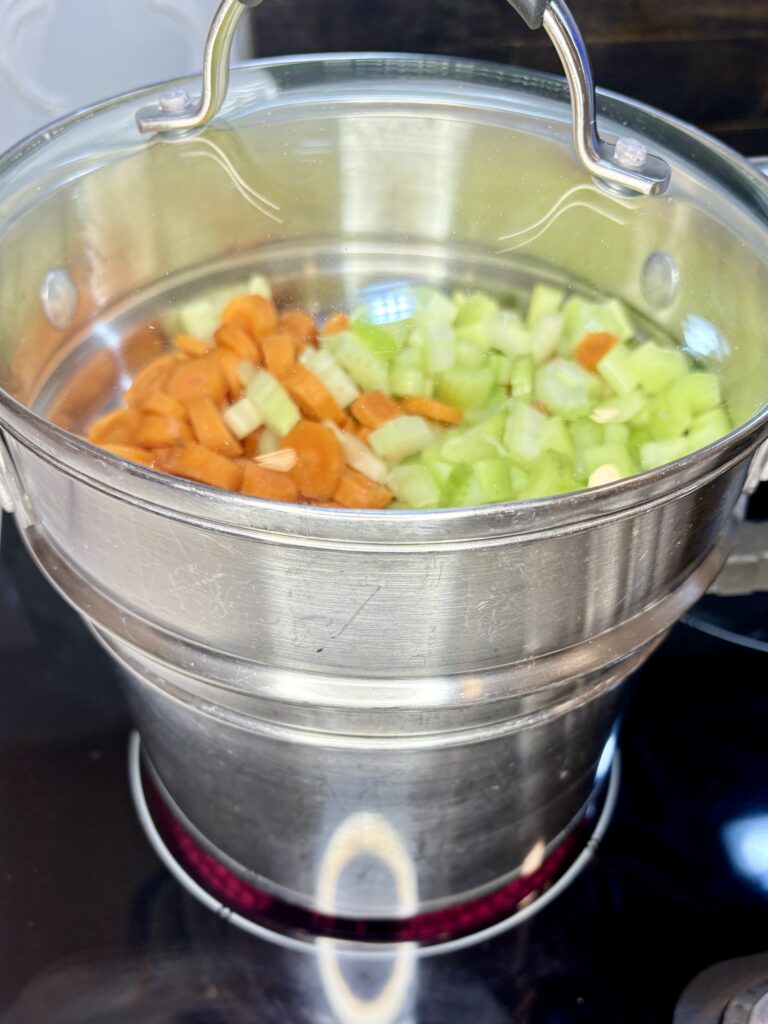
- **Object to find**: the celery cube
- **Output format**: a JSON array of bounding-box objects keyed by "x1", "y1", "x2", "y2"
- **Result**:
[
  {"x1": 436, "y1": 368, "x2": 494, "y2": 411},
  {"x1": 504, "y1": 401, "x2": 548, "y2": 466},
  {"x1": 386, "y1": 465, "x2": 442, "y2": 509},
  {"x1": 597, "y1": 344, "x2": 637, "y2": 396},
  {"x1": 487, "y1": 311, "x2": 531, "y2": 357},
  {"x1": 535, "y1": 358, "x2": 601, "y2": 419},
  {"x1": 474, "y1": 459, "x2": 514, "y2": 503},
  {"x1": 370, "y1": 416, "x2": 434, "y2": 462},
  {"x1": 334, "y1": 332, "x2": 389, "y2": 391},
  {"x1": 526, "y1": 284, "x2": 565, "y2": 328},
  {"x1": 454, "y1": 293, "x2": 499, "y2": 328},
  {"x1": 531, "y1": 313, "x2": 564, "y2": 364},
  {"x1": 628, "y1": 342, "x2": 689, "y2": 395},
  {"x1": 639, "y1": 437, "x2": 689, "y2": 471}
]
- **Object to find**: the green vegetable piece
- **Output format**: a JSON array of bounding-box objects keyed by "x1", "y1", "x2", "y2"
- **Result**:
[
  {"x1": 334, "y1": 331, "x2": 389, "y2": 391},
  {"x1": 246, "y1": 370, "x2": 301, "y2": 437},
  {"x1": 474, "y1": 459, "x2": 514, "y2": 503},
  {"x1": 504, "y1": 401, "x2": 548, "y2": 466},
  {"x1": 441, "y1": 463, "x2": 474, "y2": 506},
  {"x1": 541, "y1": 415, "x2": 575, "y2": 459},
  {"x1": 301, "y1": 348, "x2": 360, "y2": 408},
  {"x1": 526, "y1": 284, "x2": 565, "y2": 329},
  {"x1": 390, "y1": 366, "x2": 429, "y2": 398},
  {"x1": 487, "y1": 311, "x2": 531, "y2": 358},
  {"x1": 684, "y1": 407, "x2": 732, "y2": 453},
  {"x1": 590, "y1": 390, "x2": 647, "y2": 425},
  {"x1": 412, "y1": 287, "x2": 455, "y2": 322},
  {"x1": 369, "y1": 415, "x2": 434, "y2": 462},
  {"x1": 386, "y1": 464, "x2": 442, "y2": 509},
  {"x1": 419, "y1": 321, "x2": 456, "y2": 374},
  {"x1": 178, "y1": 298, "x2": 219, "y2": 343},
  {"x1": 535, "y1": 358, "x2": 601, "y2": 419},
  {"x1": 639, "y1": 437, "x2": 689, "y2": 471},
  {"x1": 531, "y1": 313, "x2": 564, "y2": 365},
  {"x1": 583, "y1": 443, "x2": 635, "y2": 479},
  {"x1": 596, "y1": 344, "x2": 637, "y2": 396},
  {"x1": 436, "y1": 367, "x2": 495, "y2": 411},
  {"x1": 454, "y1": 293, "x2": 499, "y2": 328},
  {"x1": 456, "y1": 342, "x2": 488, "y2": 370},
  {"x1": 489, "y1": 353, "x2": 513, "y2": 386},
  {"x1": 223, "y1": 397, "x2": 264, "y2": 440},
  {"x1": 518, "y1": 452, "x2": 579, "y2": 499},
  {"x1": 351, "y1": 320, "x2": 400, "y2": 363},
  {"x1": 664, "y1": 371, "x2": 722, "y2": 416},
  {"x1": 648, "y1": 395, "x2": 693, "y2": 441},
  {"x1": 246, "y1": 273, "x2": 273, "y2": 300},
  {"x1": 628, "y1": 341, "x2": 689, "y2": 395}
]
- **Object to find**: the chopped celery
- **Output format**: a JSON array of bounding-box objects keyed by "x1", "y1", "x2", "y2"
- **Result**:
[
  {"x1": 454, "y1": 293, "x2": 498, "y2": 328},
  {"x1": 246, "y1": 370, "x2": 301, "y2": 436},
  {"x1": 535, "y1": 358, "x2": 601, "y2": 419},
  {"x1": 456, "y1": 342, "x2": 488, "y2": 370},
  {"x1": 436, "y1": 367, "x2": 494, "y2": 411},
  {"x1": 648, "y1": 396, "x2": 693, "y2": 441},
  {"x1": 487, "y1": 311, "x2": 531, "y2": 357},
  {"x1": 412, "y1": 287, "x2": 455, "y2": 321},
  {"x1": 583, "y1": 443, "x2": 635, "y2": 479},
  {"x1": 684, "y1": 407, "x2": 732, "y2": 453},
  {"x1": 441, "y1": 414, "x2": 505, "y2": 463},
  {"x1": 386, "y1": 465, "x2": 442, "y2": 509},
  {"x1": 590, "y1": 390, "x2": 647, "y2": 425},
  {"x1": 509, "y1": 465, "x2": 530, "y2": 494},
  {"x1": 451, "y1": 472, "x2": 486, "y2": 507},
  {"x1": 526, "y1": 284, "x2": 564, "y2": 328},
  {"x1": 510, "y1": 356, "x2": 534, "y2": 400},
  {"x1": 486, "y1": 386, "x2": 508, "y2": 408},
  {"x1": 258, "y1": 428, "x2": 280, "y2": 455},
  {"x1": 541, "y1": 415, "x2": 575, "y2": 459},
  {"x1": 325, "y1": 421, "x2": 388, "y2": 483},
  {"x1": 639, "y1": 437, "x2": 689, "y2": 471},
  {"x1": 300, "y1": 348, "x2": 360, "y2": 408},
  {"x1": 474, "y1": 459, "x2": 514, "y2": 503},
  {"x1": 441, "y1": 463, "x2": 474, "y2": 506},
  {"x1": 604, "y1": 422, "x2": 630, "y2": 447},
  {"x1": 530, "y1": 313, "x2": 564, "y2": 365},
  {"x1": 334, "y1": 332, "x2": 389, "y2": 391},
  {"x1": 420, "y1": 322, "x2": 456, "y2": 374},
  {"x1": 351, "y1": 320, "x2": 400, "y2": 363},
  {"x1": 247, "y1": 273, "x2": 272, "y2": 300},
  {"x1": 504, "y1": 401, "x2": 548, "y2": 466},
  {"x1": 420, "y1": 446, "x2": 455, "y2": 486},
  {"x1": 223, "y1": 397, "x2": 263, "y2": 439},
  {"x1": 628, "y1": 341, "x2": 689, "y2": 395},
  {"x1": 369, "y1": 416, "x2": 434, "y2": 461},
  {"x1": 561, "y1": 295, "x2": 596, "y2": 346},
  {"x1": 664, "y1": 371, "x2": 722, "y2": 415},
  {"x1": 591, "y1": 298, "x2": 634, "y2": 344},
  {"x1": 455, "y1": 321, "x2": 492, "y2": 347},
  {"x1": 490, "y1": 353, "x2": 513, "y2": 386},
  {"x1": 518, "y1": 452, "x2": 579, "y2": 499},
  {"x1": 178, "y1": 298, "x2": 219, "y2": 342},
  {"x1": 597, "y1": 344, "x2": 637, "y2": 396}
]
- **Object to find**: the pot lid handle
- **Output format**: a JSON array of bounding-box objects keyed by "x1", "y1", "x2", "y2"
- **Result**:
[{"x1": 136, "y1": 0, "x2": 671, "y2": 196}]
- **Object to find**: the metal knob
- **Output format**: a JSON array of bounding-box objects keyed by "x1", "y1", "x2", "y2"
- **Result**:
[
  {"x1": 724, "y1": 980, "x2": 768, "y2": 1024},
  {"x1": 137, "y1": 0, "x2": 671, "y2": 197}
]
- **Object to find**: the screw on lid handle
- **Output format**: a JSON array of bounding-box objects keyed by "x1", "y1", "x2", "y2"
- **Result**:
[{"x1": 136, "y1": 0, "x2": 670, "y2": 196}]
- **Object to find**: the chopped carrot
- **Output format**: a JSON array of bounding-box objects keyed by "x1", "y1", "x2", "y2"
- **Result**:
[
  {"x1": 136, "y1": 415, "x2": 193, "y2": 448},
  {"x1": 162, "y1": 442, "x2": 243, "y2": 491},
  {"x1": 339, "y1": 413, "x2": 356, "y2": 432},
  {"x1": 88, "y1": 408, "x2": 143, "y2": 445},
  {"x1": 175, "y1": 334, "x2": 210, "y2": 358},
  {"x1": 242, "y1": 430, "x2": 262, "y2": 457},
  {"x1": 167, "y1": 354, "x2": 228, "y2": 405},
  {"x1": 334, "y1": 467, "x2": 393, "y2": 510},
  {"x1": 355, "y1": 425, "x2": 373, "y2": 444},
  {"x1": 215, "y1": 323, "x2": 260, "y2": 363},
  {"x1": 99, "y1": 443, "x2": 155, "y2": 467},
  {"x1": 321, "y1": 312, "x2": 350, "y2": 336},
  {"x1": 573, "y1": 331, "x2": 618, "y2": 373},
  {"x1": 261, "y1": 331, "x2": 296, "y2": 379},
  {"x1": 279, "y1": 310, "x2": 318, "y2": 350},
  {"x1": 283, "y1": 363, "x2": 344, "y2": 424},
  {"x1": 124, "y1": 353, "x2": 185, "y2": 408},
  {"x1": 280, "y1": 421, "x2": 343, "y2": 500},
  {"x1": 241, "y1": 463, "x2": 300, "y2": 503},
  {"x1": 399, "y1": 395, "x2": 463, "y2": 425},
  {"x1": 186, "y1": 396, "x2": 243, "y2": 457},
  {"x1": 141, "y1": 393, "x2": 188, "y2": 419},
  {"x1": 215, "y1": 349, "x2": 247, "y2": 402},
  {"x1": 350, "y1": 390, "x2": 404, "y2": 429},
  {"x1": 221, "y1": 295, "x2": 278, "y2": 339}
]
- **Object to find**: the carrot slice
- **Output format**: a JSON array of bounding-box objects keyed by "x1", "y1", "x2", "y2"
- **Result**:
[
  {"x1": 333, "y1": 467, "x2": 393, "y2": 510},
  {"x1": 162, "y1": 442, "x2": 243, "y2": 491},
  {"x1": 279, "y1": 310, "x2": 318, "y2": 350},
  {"x1": 573, "y1": 331, "x2": 618, "y2": 373},
  {"x1": 167, "y1": 354, "x2": 228, "y2": 405},
  {"x1": 280, "y1": 421, "x2": 343, "y2": 500},
  {"x1": 241, "y1": 463, "x2": 300, "y2": 503},
  {"x1": 221, "y1": 295, "x2": 279, "y2": 339},
  {"x1": 215, "y1": 349, "x2": 247, "y2": 402},
  {"x1": 124, "y1": 353, "x2": 185, "y2": 408},
  {"x1": 136, "y1": 415, "x2": 193, "y2": 448},
  {"x1": 186, "y1": 396, "x2": 243, "y2": 457},
  {"x1": 261, "y1": 331, "x2": 296, "y2": 380},
  {"x1": 99, "y1": 443, "x2": 155, "y2": 467},
  {"x1": 242, "y1": 430, "x2": 262, "y2": 457},
  {"x1": 355, "y1": 425, "x2": 373, "y2": 444},
  {"x1": 350, "y1": 390, "x2": 404, "y2": 429},
  {"x1": 88, "y1": 408, "x2": 143, "y2": 445},
  {"x1": 175, "y1": 334, "x2": 210, "y2": 358},
  {"x1": 215, "y1": 323, "x2": 260, "y2": 363},
  {"x1": 141, "y1": 393, "x2": 187, "y2": 419},
  {"x1": 399, "y1": 395, "x2": 463, "y2": 425},
  {"x1": 321, "y1": 312, "x2": 350, "y2": 336},
  {"x1": 283, "y1": 363, "x2": 344, "y2": 424}
]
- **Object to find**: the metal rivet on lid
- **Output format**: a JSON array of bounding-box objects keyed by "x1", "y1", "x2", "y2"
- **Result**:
[
  {"x1": 40, "y1": 268, "x2": 79, "y2": 331},
  {"x1": 158, "y1": 88, "x2": 192, "y2": 114},
  {"x1": 641, "y1": 251, "x2": 680, "y2": 310},
  {"x1": 614, "y1": 137, "x2": 648, "y2": 171}
]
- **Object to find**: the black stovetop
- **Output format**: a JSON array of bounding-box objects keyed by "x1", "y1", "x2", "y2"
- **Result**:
[{"x1": 1, "y1": 513, "x2": 767, "y2": 1024}]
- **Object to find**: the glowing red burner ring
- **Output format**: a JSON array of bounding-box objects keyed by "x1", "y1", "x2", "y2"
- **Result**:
[{"x1": 132, "y1": 736, "x2": 618, "y2": 950}]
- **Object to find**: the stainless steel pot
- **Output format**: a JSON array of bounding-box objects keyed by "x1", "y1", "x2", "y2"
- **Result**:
[{"x1": 0, "y1": 0, "x2": 767, "y2": 926}]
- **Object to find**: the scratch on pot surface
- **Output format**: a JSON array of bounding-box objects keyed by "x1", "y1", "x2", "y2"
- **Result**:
[{"x1": 331, "y1": 585, "x2": 382, "y2": 639}]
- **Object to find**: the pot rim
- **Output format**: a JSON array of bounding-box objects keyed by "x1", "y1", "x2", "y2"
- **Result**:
[{"x1": 1, "y1": 52, "x2": 767, "y2": 544}]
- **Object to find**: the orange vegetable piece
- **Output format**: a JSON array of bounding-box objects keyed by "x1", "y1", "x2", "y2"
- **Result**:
[
  {"x1": 355, "y1": 425, "x2": 373, "y2": 444},
  {"x1": 350, "y1": 390, "x2": 404, "y2": 429},
  {"x1": 322, "y1": 312, "x2": 350, "y2": 336},
  {"x1": 215, "y1": 349, "x2": 247, "y2": 402},
  {"x1": 242, "y1": 430, "x2": 262, "y2": 457},
  {"x1": 167, "y1": 354, "x2": 228, "y2": 405},
  {"x1": 215, "y1": 323, "x2": 260, "y2": 363},
  {"x1": 333, "y1": 467, "x2": 393, "y2": 510},
  {"x1": 399, "y1": 395, "x2": 463, "y2": 425},
  {"x1": 141, "y1": 393, "x2": 187, "y2": 419},
  {"x1": 280, "y1": 421, "x2": 343, "y2": 500},
  {"x1": 241, "y1": 463, "x2": 300, "y2": 503},
  {"x1": 283, "y1": 363, "x2": 344, "y2": 424},
  {"x1": 261, "y1": 331, "x2": 296, "y2": 380},
  {"x1": 279, "y1": 310, "x2": 318, "y2": 350},
  {"x1": 175, "y1": 334, "x2": 210, "y2": 358},
  {"x1": 88, "y1": 408, "x2": 143, "y2": 446},
  {"x1": 186, "y1": 396, "x2": 243, "y2": 458},
  {"x1": 221, "y1": 295, "x2": 278, "y2": 339},
  {"x1": 162, "y1": 442, "x2": 243, "y2": 491},
  {"x1": 124, "y1": 353, "x2": 185, "y2": 408},
  {"x1": 136, "y1": 415, "x2": 193, "y2": 448},
  {"x1": 573, "y1": 331, "x2": 618, "y2": 373},
  {"x1": 99, "y1": 443, "x2": 154, "y2": 467}
]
